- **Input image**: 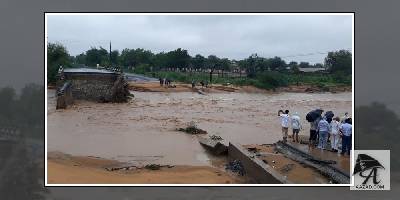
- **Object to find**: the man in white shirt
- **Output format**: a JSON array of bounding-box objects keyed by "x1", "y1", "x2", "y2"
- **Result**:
[
  {"x1": 340, "y1": 118, "x2": 352, "y2": 155},
  {"x1": 330, "y1": 117, "x2": 341, "y2": 152},
  {"x1": 291, "y1": 112, "x2": 302, "y2": 143},
  {"x1": 279, "y1": 110, "x2": 290, "y2": 143}
]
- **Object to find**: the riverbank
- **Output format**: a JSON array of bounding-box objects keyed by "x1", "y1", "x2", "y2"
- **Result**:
[
  {"x1": 128, "y1": 82, "x2": 351, "y2": 94},
  {"x1": 139, "y1": 71, "x2": 351, "y2": 91},
  {"x1": 47, "y1": 152, "x2": 244, "y2": 184}
]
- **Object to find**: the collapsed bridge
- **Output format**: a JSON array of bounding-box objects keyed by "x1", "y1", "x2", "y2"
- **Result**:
[{"x1": 56, "y1": 68, "x2": 131, "y2": 109}]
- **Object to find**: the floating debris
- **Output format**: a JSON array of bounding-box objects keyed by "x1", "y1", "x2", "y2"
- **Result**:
[{"x1": 177, "y1": 121, "x2": 207, "y2": 134}]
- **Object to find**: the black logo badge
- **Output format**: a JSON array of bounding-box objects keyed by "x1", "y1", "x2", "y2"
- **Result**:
[{"x1": 353, "y1": 154, "x2": 385, "y2": 184}]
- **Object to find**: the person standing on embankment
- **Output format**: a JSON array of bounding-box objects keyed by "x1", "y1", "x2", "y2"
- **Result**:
[
  {"x1": 278, "y1": 110, "x2": 290, "y2": 143},
  {"x1": 317, "y1": 116, "x2": 331, "y2": 150},
  {"x1": 309, "y1": 117, "x2": 319, "y2": 147},
  {"x1": 340, "y1": 118, "x2": 352, "y2": 155},
  {"x1": 330, "y1": 117, "x2": 341, "y2": 152},
  {"x1": 291, "y1": 112, "x2": 302, "y2": 143}
]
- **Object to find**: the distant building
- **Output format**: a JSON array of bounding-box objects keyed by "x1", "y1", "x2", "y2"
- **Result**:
[{"x1": 298, "y1": 67, "x2": 326, "y2": 73}]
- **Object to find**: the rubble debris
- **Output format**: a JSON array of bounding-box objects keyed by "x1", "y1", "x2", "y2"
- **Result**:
[
  {"x1": 225, "y1": 160, "x2": 245, "y2": 176},
  {"x1": 209, "y1": 135, "x2": 223, "y2": 141},
  {"x1": 105, "y1": 164, "x2": 174, "y2": 171},
  {"x1": 145, "y1": 164, "x2": 161, "y2": 170},
  {"x1": 144, "y1": 164, "x2": 174, "y2": 170},
  {"x1": 247, "y1": 147, "x2": 258, "y2": 153},
  {"x1": 56, "y1": 82, "x2": 73, "y2": 109},
  {"x1": 280, "y1": 163, "x2": 295, "y2": 173},
  {"x1": 177, "y1": 122, "x2": 207, "y2": 134},
  {"x1": 199, "y1": 137, "x2": 228, "y2": 155},
  {"x1": 105, "y1": 165, "x2": 139, "y2": 171},
  {"x1": 110, "y1": 74, "x2": 132, "y2": 103}
]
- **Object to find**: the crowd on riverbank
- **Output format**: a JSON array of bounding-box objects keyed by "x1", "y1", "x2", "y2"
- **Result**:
[{"x1": 279, "y1": 110, "x2": 352, "y2": 155}]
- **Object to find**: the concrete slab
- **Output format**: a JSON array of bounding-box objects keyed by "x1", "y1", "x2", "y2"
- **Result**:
[
  {"x1": 228, "y1": 143, "x2": 291, "y2": 184},
  {"x1": 198, "y1": 138, "x2": 227, "y2": 155},
  {"x1": 286, "y1": 141, "x2": 351, "y2": 174},
  {"x1": 275, "y1": 141, "x2": 350, "y2": 184}
]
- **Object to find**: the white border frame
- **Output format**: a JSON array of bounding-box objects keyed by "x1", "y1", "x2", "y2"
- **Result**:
[{"x1": 45, "y1": 12, "x2": 355, "y2": 187}]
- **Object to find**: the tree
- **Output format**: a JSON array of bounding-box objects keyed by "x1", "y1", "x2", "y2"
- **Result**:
[
  {"x1": 47, "y1": 43, "x2": 71, "y2": 84},
  {"x1": 237, "y1": 60, "x2": 248, "y2": 77},
  {"x1": 324, "y1": 50, "x2": 352, "y2": 74},
  {"x1": 245, "y1": 54, "x2": 258, "y2": 78},
  {"x1": 206, "y1": 55, "x2": 220, "y2": 82},
  {"x1": 299, "y1": 62, "x2": 311, "y2": 68},
  {"x1": 165, "y1": 48, "x2": 190, "y2": 69},
  {"x1": 288, "y1": 61, "x2": 299, "y2": 72},
  {"x1": 120, "y1": 48, "x2": 154, "y2": 70},
  {"x1": 152, "y1": 52, "x2": 168, "y2": 71},
  {"x1": 314, "y1": 63, "x2": 324, "y2": 68},
  {"x1": 269, "y1": 56, "x2": 286, "y2": 71},
  {"x1": 191, "y1": 54, "x2": 206, "y2": 70},
  {"x1": 75, "y1": 53, "x2": 86, "y2": 65},
  {"x1": 110, "y1": 50, "x2": 120, "y2": 66},
  {"x1": 85, "y1": 47, "x2": 109, "y2": 67},
  {"x1": 219, "y1": 58, "x2": 231, "y2": 76}
]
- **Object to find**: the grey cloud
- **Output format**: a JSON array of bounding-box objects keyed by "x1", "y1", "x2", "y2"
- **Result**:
[{"x1": 47, "y1": 15, "x2": 352, "y2": 64}]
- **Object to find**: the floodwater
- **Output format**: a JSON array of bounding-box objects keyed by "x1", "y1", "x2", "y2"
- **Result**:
[{"x1": 47, "y1": 89, "x2": 352, "y2": 166}]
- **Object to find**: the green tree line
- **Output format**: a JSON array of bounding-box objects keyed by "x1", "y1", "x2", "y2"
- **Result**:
[{"x1": 47, "y1": 42, "x2": 352, "y2": 85}]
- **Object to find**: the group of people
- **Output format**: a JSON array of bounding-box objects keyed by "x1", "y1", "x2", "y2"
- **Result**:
[
  {"x1": 159, "y1": 77, "x2": 173, "y2": 87},
  {"x1": 279, "y1": 110, "x2": 352, "y2": 155}
]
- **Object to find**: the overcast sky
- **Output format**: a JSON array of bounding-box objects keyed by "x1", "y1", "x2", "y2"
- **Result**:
[{"x1": 47, "y1": 14, "x2": 352, "y2": 64}]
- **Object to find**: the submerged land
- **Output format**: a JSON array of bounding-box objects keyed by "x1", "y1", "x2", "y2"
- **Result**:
[{"x1": 47, "y1": 80, "x2": 352, "y2": 184}]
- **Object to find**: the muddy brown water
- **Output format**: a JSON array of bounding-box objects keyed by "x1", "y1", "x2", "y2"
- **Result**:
[{"x1": 47, "y1": 89, "x2": 351, "y2": 167}]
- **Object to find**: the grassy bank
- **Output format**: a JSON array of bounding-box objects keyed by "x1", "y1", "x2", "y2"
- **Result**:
[{"x1": 133, "y1": 70, "x2": 351, "y2": 90}]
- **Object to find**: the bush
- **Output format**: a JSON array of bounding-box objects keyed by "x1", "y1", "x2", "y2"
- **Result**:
[
  {"x1": 133, "y1": 64, "x2": 151, "y2": 74},
  {"x1": 332, "y1": 71, "x2": 351, "y2": 84},
  {"x1": 255, "y1": 71, "x2": 289, "y2": 88}
]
